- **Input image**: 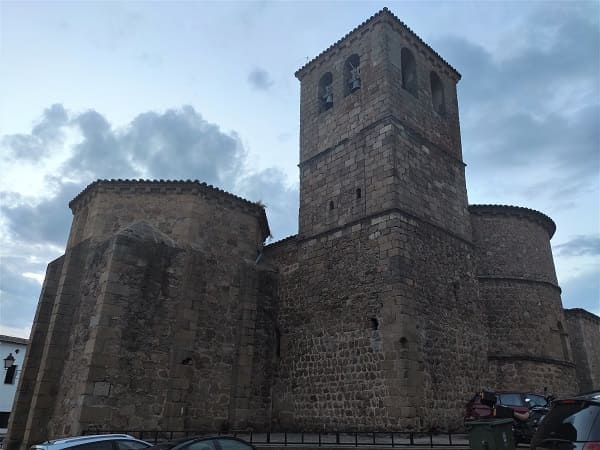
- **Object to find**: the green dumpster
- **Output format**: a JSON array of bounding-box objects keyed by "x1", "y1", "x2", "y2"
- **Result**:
[{"x1": 466, "y1": 418, "x2": 515, "y2": 450}]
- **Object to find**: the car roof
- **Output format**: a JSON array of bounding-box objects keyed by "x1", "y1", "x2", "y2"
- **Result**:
[{"x1": 41, "y1": 435, "x2": 138, "y2": 446}]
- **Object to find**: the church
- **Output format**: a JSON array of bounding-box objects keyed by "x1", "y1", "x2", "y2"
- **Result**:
[{"x1": 6, "y1": 8, "x2": 598, "y2": 450}]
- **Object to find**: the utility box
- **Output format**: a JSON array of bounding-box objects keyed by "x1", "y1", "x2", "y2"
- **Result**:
[{"x1": 466, "y1": 418, "x2": 515, "y2": 450}]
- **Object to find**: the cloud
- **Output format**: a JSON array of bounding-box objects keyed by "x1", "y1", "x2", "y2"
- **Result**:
[
  {"x1": 121, "y1": 106, "x2": 245, "y2": 183},
  {"x1": 0, "y1": 257, "x2": 43, "y2": 334},
  {"x1": 236, "y1": 167, "x2": 299, "y2": 240},
  {"x1": 1, "y1": 104, "x2": 68, "y2": 161},
  {"x1": 0, "y1": 103, "x2": 301, "y2": 339},
  {"x1": 1, "y1": 183, "x2": 80, "y2": 248},
  {"x1": 435, "y1": 5, "x2": 599, "y2": 206},
  {"x1": 1, "y1": 105, "x2": 253, "y2": 248},
  {"x1": 248, "y1": 68, "x2": 274, "y2": 90},
  {"x1": 555, "y1": 235, "x2": 600, "y2": 257}
]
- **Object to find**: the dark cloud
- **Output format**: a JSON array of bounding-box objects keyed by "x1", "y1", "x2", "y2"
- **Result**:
[
  {"x1": 67, "y1": 109, "x2": 131, "y2": 176},
  {"x1": 248, "y1": 68, "x2": 274, "y2": 90},
  {"x1": 1, "y1": 105, "x2": 250, "y2": 250},
  {"x1": 554, "y1": 235, "x2": 600, "y2": 257},
  {"x1": 1, "y1": 179, "x2": 82, "y2": 247},
  {"x1": 2, "y1": 104, "x2": 68, "y2": 161},
  {"x1": 236, "y1": 168, "x2": 299, "y2": 240},
  {"x1": 436, "y1": 4, "x2": 599, "y2": 204},
  {"x1": 122, "y1": 106, "x2": 244, "y2": 184},
  {"x1": 0, "y1": 257, "x2": 45, "y2": 330},
  {"x1": 1, "y1": 103, "x2": 297, "y2": 251}
]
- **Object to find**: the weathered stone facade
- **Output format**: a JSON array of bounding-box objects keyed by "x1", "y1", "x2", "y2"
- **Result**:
[
  {"x1": 6, "y1": 182, "x2": 276, "y2": 448},
  {"x1": 6, "y1": 8, "x2": 598, "y2": 450},
  {"x1": 565, "y1": 309, "x2": 600, "y2": 392},
  {"x1": 470, "y1": 205, "x2": 579, "y2": 394}
]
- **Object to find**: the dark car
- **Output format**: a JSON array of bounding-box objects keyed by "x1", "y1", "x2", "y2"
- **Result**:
[
  {"x1": 531, "y1": 391, "x2": 600, "y2": 450},
  {"x1": 465, "y1": 391, "x2": 550, "y2": 444},
  {"x1": 147, "y1": 437, "x2": 257, "y2": 450},
  {"x1": 465, "y1": 391, "x2": 548, "y2": 420}
]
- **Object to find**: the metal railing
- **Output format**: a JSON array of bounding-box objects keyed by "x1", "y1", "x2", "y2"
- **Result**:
[{"x1": 83, "y1": 430, "x2": 469, "y2": 447}]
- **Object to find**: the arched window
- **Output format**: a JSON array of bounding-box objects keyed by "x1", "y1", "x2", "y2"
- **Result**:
[
  {"x1": 401, "y1": 48, "x2": 417, "y2": 96},
  {"x1": 318, "y1": 72, "x2": 333, "y2": 112},
  {"x1": 344, "y1": 54, "x2": 361, "y2": 96},
  {"x1": 430, "y1": 71, "x2": 445, "y2": 115}
]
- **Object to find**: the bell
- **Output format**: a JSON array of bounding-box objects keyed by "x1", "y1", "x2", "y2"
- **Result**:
[
  {"x1": 324, "y1": 93, "x2": 333, "y2": 105},
  {"x1": 350, "y1": 77, "x2": 361, "y2": 91}
]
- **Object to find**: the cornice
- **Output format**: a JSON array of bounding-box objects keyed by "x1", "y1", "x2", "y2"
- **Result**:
[
  {"x1": 68, "y1": 179, "x2": 271, "y2": 240},
  {"x1": 469, "y1": 204, "x2": 556, "y2": 239},
  {"x1": 488, "y1": 354, "x2": 576, "y2": 369},
  {"x1": 564, "y1": 308, "x2": 600, "y2": 323}
]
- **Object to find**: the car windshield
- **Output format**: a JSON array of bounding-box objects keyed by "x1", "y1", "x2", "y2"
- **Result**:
[
  {"x1": 526, "y1": 394, "x2": 547, "y2": 407},
  {"x1": 498, "y1": 393, "x2": 523, "y2": 406},
  {"x1": 534, "y1": 401, "x2": 600, "y2": 441}
]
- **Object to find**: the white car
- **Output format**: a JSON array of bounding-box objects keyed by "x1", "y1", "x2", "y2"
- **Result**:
[{"x1": 31, "y1": 434, "x2": 151, "y2": 450}]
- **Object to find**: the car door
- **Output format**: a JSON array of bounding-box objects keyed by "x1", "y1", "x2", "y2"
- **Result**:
[
  {"x1": 213, "y1": 438, "x2": 255, "y2": 450},
  {"x1": 114, "y1": 440, "x2": 151, "y2": 450},
  {"x1": 71, "y1": 441, "x2": 114, "y2": 450},
  {"x1": 179, "y1": 439, "x2": 218, "y2": 450}
]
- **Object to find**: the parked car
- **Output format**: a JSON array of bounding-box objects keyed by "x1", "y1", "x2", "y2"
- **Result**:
[
  {"x1": 147, "y1": 436, "x2": 257, "y2": 450},
  {"x1": 465, "y1": 390, "x2": 549, "y2": 420},
  {"x1": 31, "y1": 434, "x2": 151, "y2": 450},
  {"x1": 465, "y1": 390, "x2": 551, "y2": 444},
  {"x1": 530, "y1": 391, "x2": 600, "y2": 450}
]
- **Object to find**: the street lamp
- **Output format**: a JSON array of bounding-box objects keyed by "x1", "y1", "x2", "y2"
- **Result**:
[{"x1": 4, "y1": 353, "x2": 15, "y2": 369}]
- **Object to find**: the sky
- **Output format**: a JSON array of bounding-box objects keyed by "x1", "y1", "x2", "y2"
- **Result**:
[{"x1": 0, "y1": 1, "x2": 598, "y2": 339}]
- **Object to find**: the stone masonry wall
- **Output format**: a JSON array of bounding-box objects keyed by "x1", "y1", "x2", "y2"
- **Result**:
[
  {"x1": 385, "y1": 22, "x2": 461, "y2": 160},
  {"x1": 288, "y1": 7, "x2": 479, "y2": 432},
  {"x1": 298, "y1": 19, "x2": 388, "y2": 163},
  {"x1": 8, "y1": 182, "x2": 274, "y2": 449},
  {"x1": 299, "y1": 118, "x2": 470, "y2": 241},
  {"x1": 565, "y1": 308, "x2": 600, "y2": 391},
  {"x1": 470, "y1": 207, "x2": 578, "y2": 393},
  {"x1": 488, "y1": 358, "x2": 577, "y2": 398},
  {"x1": 5, "y1": 257, "x2": 64, "y2": 450},
  {"x1": 67, "y1": 180, "x2": 268, "y2": 256},
  {"x1": 265, "y1": 210, "x2": 487, "y2": 432},
  {"x1": 7, "y1": 241, "x2": 91, "y2": 449},
  {"x1": 297, "y1": 13, "x2": 461, "y2": 164},
  {"x1": 43, "y1": 221, "x2": 276, "y2": 437}
]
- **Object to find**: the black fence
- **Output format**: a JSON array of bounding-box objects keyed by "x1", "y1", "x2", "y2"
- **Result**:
[{"x1": 82, "y1": 430, "x2": 469, "y2": 447}]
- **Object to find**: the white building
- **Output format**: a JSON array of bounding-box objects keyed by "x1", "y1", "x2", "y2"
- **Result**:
[{"x1": 0, "y1": 336, "x2": 28, "y2": 435}]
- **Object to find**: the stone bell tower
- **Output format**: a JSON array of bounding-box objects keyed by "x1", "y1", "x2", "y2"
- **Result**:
[
  {"x1": 267, "y1": 8, "x2": 488, "y2": 431},
  {"x1": 296, "y1": 7, "x2": 467, "y2": 240}
]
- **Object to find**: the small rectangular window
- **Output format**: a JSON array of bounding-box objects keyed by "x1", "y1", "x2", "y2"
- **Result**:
[{"x1": 0, "y1": 411, "x2": 10, "y2": 428}]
